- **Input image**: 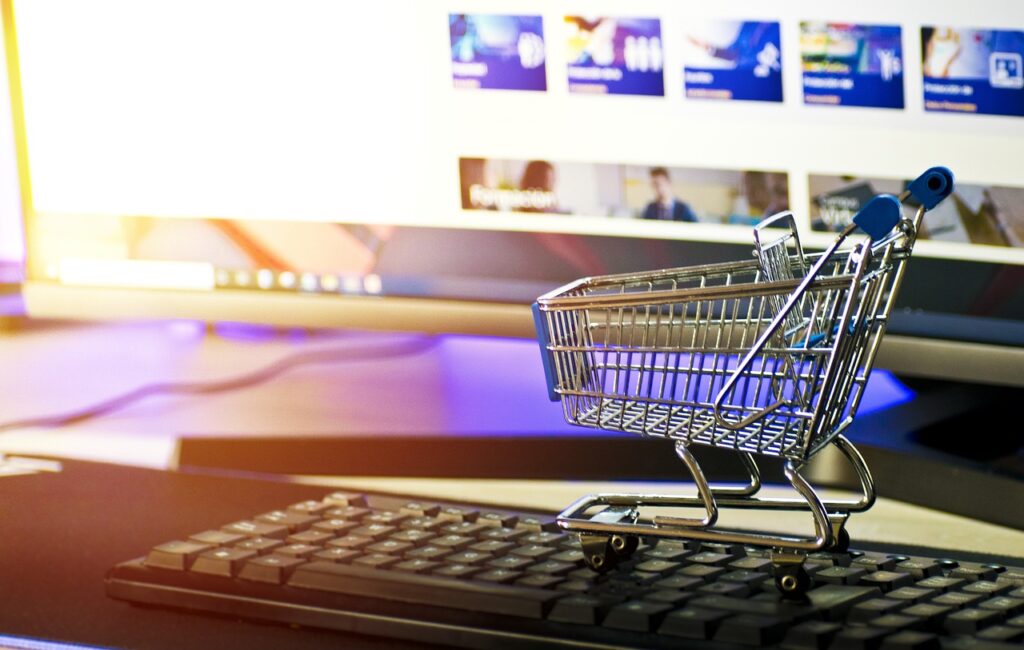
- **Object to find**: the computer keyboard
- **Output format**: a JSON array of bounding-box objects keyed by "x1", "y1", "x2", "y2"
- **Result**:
[{"x1": 106, "y1": 489, "x2": 1024, "y2": 649}]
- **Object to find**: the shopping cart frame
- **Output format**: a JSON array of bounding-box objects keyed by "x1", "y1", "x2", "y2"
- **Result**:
[{"x1": 533, "y1": 167, "x2": 954, "y2": 597}]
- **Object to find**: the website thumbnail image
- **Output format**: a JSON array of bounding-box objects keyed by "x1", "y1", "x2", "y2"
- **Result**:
[
  {"x1": 459, "y1": 158, "x2": 789, "y2": 226},
  {"x1": 811, "y1": 175, "x2": 1024, "y2": 248}
]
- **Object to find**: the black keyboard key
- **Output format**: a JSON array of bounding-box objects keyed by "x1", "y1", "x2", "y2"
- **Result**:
[
  {"x1": 527, "y1": 560, "x2": 574, "y2": 576},
  {"x1": 689, "y1": 551, "x2": 733, "y2": 566},
  {"x1": 311, "y1": 519, "x2": 359, "y2": 536},
  {"x1": 805, "y1": 584, "x2": 880, "y2": 621},
  {"x1": 479, "y1": 527, "x2": 528, "y2": 542},
  {"x1": 679, "y1": 564, "x2": 726, "y2": 581},
  {"x1": 963, "y1": 581, "x2": 1014, "y2": 597},
  {"x1": 511, "y1": 544, "x2": 556, "y2": 560},
  {"x1": 850, "y1": 599, "x2": 908, "y2": 623},
  {"x1": 256, "y1": 510, "x2": 319, "y2": 532},
  {"x1": 654, "y1": 574, "x2": 703, "y2": 590},
  {"x1": 430, "y1": 534, "x2": 474, "y2": 551},
  {"x1": 816, "y1": 566, "x2": 867, "y2": 585},
  {"x1": 555, "y1": 579, "x2": 592, "y2": 593},
  {"x1": 979, "y1": 596, "x2": 1024, "y2": 616},
  {"x1": 879, "y1": 630, "x2": 940, "y2": 650},
  {"x1": 781, "y1": 620, "x2": 842, "y2": 650},
  {"x1": 469, "y1": 540, "x2": 514, "y2": 555},
  {"x1": 900, "y1": 603, "x2": 953, "y2": 629},
  {"x1": 399, "y1": 502, "x2": 440, "y2": 518},
  {"x1": 548, "y1": 594, "x2": 623, "y2": 625},
  {"x1": 1008, "y1": 613, "x2": 1024, "y2": 626},
  {"x1": 630, "y1": 560, "x2": 679, "y2": 573},
  {"x1": 515, "y1": 516, "x2": 558, "y2": 532},
  {"x1": 521, "y1": 532, "x2": 564, "y2": 546},
  {"x1": 275, "y1": 543, "x2": 320, "y2": 559},
  {"x1": 239, "y1": 555, "x2": 306, "y2": 584},
  {"x1": 290, "y1": 561, "x2": 559, "y2": 619},
  {"x1": 190, "y1": 548, "x2": 256, "y2": 577},
  {"x1": 404, "y1": 545, "x2": 450, "y2": 561},
  {"x1": 363, "y1": 511, "x2": 409, "y2": 526},
  {"x1": 854, "y1": 555, "x2": 898, "y2": 572},
  {"x1": 312, "y1": 547, "x2": 359, "y2": 563},
  {"x1": 916, "y1": 576, "x2": 965, "y2": 592},
  {"x1": 389, "y1": 529, "x2": 436, "y2": 546},
  {"x1": 286, "y1": 499, "x2": 333, "y2": 516},
  {"x1": 323, "y1": 491, "x2": 367, "y2": 507},
  {"x1": 400, "y1": 516, "x2": 445, "y2": 532},
  {"x1": 659, "y1": 607, "x2": 729, "y2": 640},
  {"x1": 715, "y1": 614, "x2": 788, "y2": 646},
  {"x1": 697, "y1": 581, "x2": 750, "y2": 597},
  {"x1": 951, "y1": 565, "x2": 1001, "y2": 581},
  {"x1": 144, "y1": 541, "x2": 212, "y2": 570},
  {"x1": 477, "y1": 512, "x2": 517, "y2": 528},
  {"x1": 931, "y1": 591, "x2": 984, "y2": 609},
  {"x1": 942, "y1": 637, "x2": 1024, "y2": 650},
  {"x1": 474, "y1": 568, "x2": 523, "y2": 585},
  {"x1": 691, "y1": 594, "x2": 815, "y2": 622},
  {"x1": 349, "y1": 524, "x2": 397, "y2": 541},
  {"x1": 515, "y1": 574, "x2": 563, "y2": 589},
  {"x1": 861, "y1": 571, "x2": 914, "y2": 592},
  {"x1": 644, "y1": 589, "x2": 693, "y2": 606},
  {"x1": 976, "y1": 625, "x2": 1024, "y2": 642},
  {"x1": 435, "y1": 506, "x2": 478, "y2": 523},
  {"x1": 895, "y1": 560, "x2": 942, "y2": 579},
  {"x1": 326, "y1": 535, "x2": 373, "y2": 550},
  {"x1": 831, "y1": 625, "x2": 891, "y2": 650},
  {"x1": 721, "y1": 569, "x2": 770, "y2": 587},
  {"x1": 602, "y1": 600, "x2": 672, "y2": 632},
  {"x1": 431, "y1": 563, "x2": 480, "y2": 579},
  {"x1": 366, "y1": 539, "x2": 414, "y2": 555},
  {"x1": 233, "y1": 536, "x2": 283, "y2": 555},
  {"x1": 870, "y1": 614, "x2": 920, "y2": 631},
  {"x1": 995, "y1": 570, "x2": 1024, "y2": 587},
  {"x1": 392, "y1": 559, "x2": 441, "y2": 575},
  {"x1": 730, "y1": 556, "x2": 772, "y2": 572},
  {"x1": 189, "y1": 530, "x2": 246, "y2": 546},
  {"x1": 487, "y1": 555, "x2": 533, "y2": 572},
  {"x1": 888, "y1": 587, "x2": 936, "y2": 604},
  {"x1": 286, "y1": 530, "x2": 333, "y2": 546},
  {"x1": 352, "y1": 553, "x2": 400, "y2": 570},
  {"x1": 944, "y1": 608, "x2": 1004, "y2": 634},
  {"x1": 643, "y1": 543, "x2": 691, "y2": 562},
  {"x1": 222, "y1": 520, "x2": 288, "y2": 539},
  {"x1": 549, "y1": 549, "x2": 585, "y2": 566},
  {"x1": 324, "y1": 505, "x2": 370, "y2": 520}
]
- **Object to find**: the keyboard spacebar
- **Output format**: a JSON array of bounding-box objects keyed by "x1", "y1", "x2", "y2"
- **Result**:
[{"x1": 288, "y1": 562, "x2": 561, "y2": 619}]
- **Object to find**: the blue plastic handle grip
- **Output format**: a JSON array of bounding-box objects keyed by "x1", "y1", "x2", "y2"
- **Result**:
[
  {"x1": 852, "y1": 194, "x2": 903, "y2": 240},
  {"x1": 907, "y1": 166, "x2": 955, "y2": 210},
  {"x1": 531, "y1": 302, "x2": 560, "y2": 402}
]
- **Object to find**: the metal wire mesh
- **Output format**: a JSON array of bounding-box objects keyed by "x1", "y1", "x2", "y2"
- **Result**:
[{"x1": 538, "y1": 237, "x2": 908, "y2": 462}]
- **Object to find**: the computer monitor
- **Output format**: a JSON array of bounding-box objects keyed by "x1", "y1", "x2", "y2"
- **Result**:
[{"x1": 3, "y1": 0, "x2": 1023, "y2": 388}]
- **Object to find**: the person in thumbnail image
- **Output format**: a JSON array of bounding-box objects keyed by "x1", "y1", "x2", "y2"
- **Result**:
[
  {"x1": 921, "y1": 27, "x2": 962, "y2": 78},
  {"x1": 642, "y1": 167, "x2": 697, "y2": 222},
  {"x1": 519, "y1": 160, "x2": 560, "y2": 213}
]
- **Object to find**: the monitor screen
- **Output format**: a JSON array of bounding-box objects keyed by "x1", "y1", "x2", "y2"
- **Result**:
[{"x1": 5, "y1": 0, "x2": 1024, "y2": 384}]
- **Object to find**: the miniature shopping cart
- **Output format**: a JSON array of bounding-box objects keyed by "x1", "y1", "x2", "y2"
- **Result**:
[{"x1": 532, "y1": 167, "x2": 954, "y2": 599}]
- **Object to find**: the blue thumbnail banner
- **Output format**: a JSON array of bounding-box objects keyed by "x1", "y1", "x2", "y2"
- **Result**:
[
  {"x1": 800, "y1": 23, "x2": 905, "y2": 109},
  {"x1": 449, "y1": 14, "x2": 547, "y2": 92},
  {"x1": 565, "y1": 17, "x2": 664, "y2": 96},
  {"x1": 682, "y1": 21, "x2": 783, "y2": 103},
  {"x1": 922, "y1": 27, "x2": 1024, "y2": 117}
]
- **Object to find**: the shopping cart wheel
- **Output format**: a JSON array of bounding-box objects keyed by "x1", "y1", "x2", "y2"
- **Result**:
[
  {"x1": 774, "y1": 563, "x2": 811, "y2": 600},
  {"x1": 579, "y1": 534, "x2": 638, "y2": 572},
  {"x1": 826, "y1": 527, "x2": 851, "y2": 553}
]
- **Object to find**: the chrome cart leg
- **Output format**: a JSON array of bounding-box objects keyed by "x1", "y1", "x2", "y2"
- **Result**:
[
  {"x1": 772, "y1": 460, "x2": 833, "y2": 600},
  {"x1": 651, "y1": 442, "x2": 718, "y2": 528},
  {"x1": 709, "y1": 452, "x2": 762, "y2": 498}
]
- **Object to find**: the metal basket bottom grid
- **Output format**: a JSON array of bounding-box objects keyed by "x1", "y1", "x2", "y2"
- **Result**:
[{"x1": 570, "y1": 398, "x2": 809, "y2": 460}]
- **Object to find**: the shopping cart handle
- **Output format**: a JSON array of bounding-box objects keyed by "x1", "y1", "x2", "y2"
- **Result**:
[
  {"x1": 532, "y1": 303, "x2": 560, "y2": 402},
  {"x1": 852, "y1": 194, "x2": 902, "y2": 241},
  {"x1": 907, "y1": 166, "x2": 955, "y2": 210}
]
